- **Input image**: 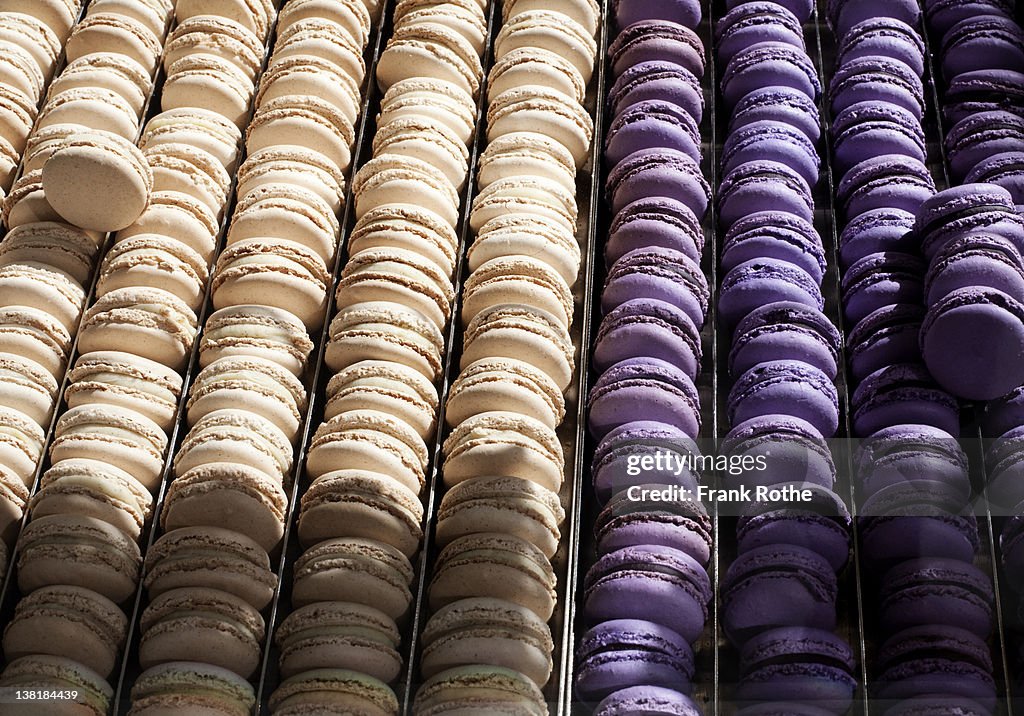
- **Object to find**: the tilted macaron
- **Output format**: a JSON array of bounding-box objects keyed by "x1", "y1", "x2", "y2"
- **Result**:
[
  {"x1": 0, "y1": 0, "x2": 79, "y2": 41},
  {"x1": 376, "y1": 21, "x2": 482, "y2": 96},
  {"x1": 0, "y1": 352, "x2": 58, "y2": 426},
  {"x1": 608, "y1": 148, "x2": 711, "y2": 218},
  {"x1": 247, "y1": 95, "x2": 356, "y2": 175},
  {"x1": 0, "y1": 405, "x2": 46, "y2": 484},
  {"x1": 469, "y1": 174, "x2": 578, "y2": 236},
  {"x1": 851, "y1": 363, "x2": 960, "y2": 437},
  {"x1": 478, "y1": 131, "x2": 577, "y2": 195},
  {"x1": 279, "y1": 0, "x2": 371, "y2": 47},
  {"x1": 272, "y1": 18, "x2": 367, "y2": 88},
  {"x1": 728, "y1": 360, "x2": 839, "y2": 438},
  {"x1": 66, "y1": 350, "x2": 183, "y2": 432},
  {"x1": 372, "y1": 115, "x2": 469, "y2": 191},
  {"x1": 145, "y1": 143, "x2": 232, "y2": 220},
  {"x1": 729, "y1": 85, "x2": 820, "y2": 144},
  {"x1": 199, "y1": 304, "x2": 314, "y2": 377},
  {"x1": 353, "y1": 154, "x2": 460, "y2": 228},
  {"x1": 715, "y1": 1, "x2": 804, "y2": 68},
  {"x1": 65, "y1": 12, "x2": 163, "y2": 75},
  {"x1": 729, "y1": 302, "x2": 839, "y2": 379},
  {"x1": 609, "y1": 19, "x2": 703, "y2": 78},
  {"x1": 49, "y1": 53, "x2": 151, "y2": 117},
  {"x1": 0, "y1": 306, "x2": 70, "y2": 380},
  {"x1": 460, "y1": 255, "x2": 574, "y2": 329},
  {"x1": 488, "y1": 46, "x2": 586, "y2": 105},
  {"x1": 257, "y1": 54, "x2": 362, "y2": 128},
  {"x1": 588, "y1": 357, "x2": 701, "y2": 441},
  {"x1": 494, "y1": 11, "x2": 596, "y2": 83},
  {"x1": 378, "y1": 77, "x2": 476, "y2": 145},
  {"x1": 87, "y1": 0, "x2": 173, "y2": 39},
  {"x1": 163, "y1": 16, "x2": 263, "y2": 80},
  {"x1": 349, "y1": 204, "x2": 458, "y2": 279},
  {"x1": 0, "y1": 463, "x2": 28, "y2": 541},
  {"x1": 594, "y1": 298, "x2": 701, "y2": 380},
  {"x1": 141, "y1": 107, "x2": 242, "y2": 172},
  {"x1": 175, "y1": 0, "x2": 275, "y2": 41},
  {"x1": 721, "y1": 41, "x2": 821, "y2": 110},
  {"x1": 0, "y1": 221, "x2": 98, "y2": 285},
  {"x1": 161, "y1": 54, "x2": 256, "y2": 129}
]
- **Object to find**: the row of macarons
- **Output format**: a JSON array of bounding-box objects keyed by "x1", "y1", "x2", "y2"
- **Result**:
[{"x1": 576, "y1": 4, "x2": 712, "y2": 715}]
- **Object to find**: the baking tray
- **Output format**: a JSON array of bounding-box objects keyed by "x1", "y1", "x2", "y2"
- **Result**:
[
  {"x1": 110, "y1": 2, "x2": 394, "y2": 713},
  {"x1": 568, "y1": 1, "x2": 719, "y2": 713}
]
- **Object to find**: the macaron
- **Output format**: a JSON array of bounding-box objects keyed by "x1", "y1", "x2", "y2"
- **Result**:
[
  {"x1": 0, "y1": 260, "x2": 86, "y2": 333},
  {"x1": 274, "y1": 601, "x2": 401, "y2": 682},
  {"x1": 926, "y1": 0, "x2": 1014, "y2": 38},
  {"x1": 915, "y1": 183, "x2": 1024, "y2": 261},
  {"x1": 605, "y1": 196, "x2": 704, "y2": 267},
  {"x1": 837, "y1": 18, "x2": 925, "y2": 77},
  {"x1": 378, "y1": 77, "x2": 476, "y2": 145},
  {"x1": 829, "y1": 55, "x2": 924, "y2": 119},
  {"x1": 721, "y1": 211, "x2": 826, "y2": 284},
  {"x1": 353, "y1": 155, "x2": 460, "y2": 228},
  {"x1": 373, "y1": 115, "x2": 469, "y2": 191},
  {"x1": 247, "y1": 95, "x2": 355, "y2": 175},
  {"x1": 421, "y1": 597, "x2": 554, "y2": 687},
  {"x1": 487, "y1": 85, "x2": 594, "y2": 168},
  {"x1": 879, "y1": 558, "x2": 994, "y2": 638},
  {"x1": 145, "y1": 143, "x2": 231, "y2": 220},
  {"x1": 613, "y1": 0, "x2": 701, "y2": 29},
  {"x1": 729, "y1": 302, "x2": 840, "y2": 379},
  {"x1": 270, "y1": 669, "x2": 399, "y2": 715},
  {"x1": 721, "y1": 41, "x2": 821, "y2": 109},
  {"x1": 65, "y1": 12, "x2": 162, "y2": 75},
  {"x1": 494, "y1": 10, "x2": 595, "y2": 82},
  {"x1": 946, "y1": 110, "x2": 1024, "y2": 182},
  {"x1": 594, "y1": 298, "x2": 702, "y2": 379},
  {"x1": 0, "y1": 405, "x2": 46, "y2": 484},
  {"x1": 350, "y1": 204, "x2": 457, "y2": 279},
  {"x1": 327, "y1": 301, "x2": 445, "y2": 380},
  {"x1": 273, "y1": 17, "x2": 367, "y2": 88},
  {"x1": 0, "y1": 221, "x2": 98, "y2": 284},
  {"x1": 256, "y1": 54, "x2": 362, "y2": 128},
  {"x1": 717, "y1": 159, "x2": 814, "y2": 228},
  {"x1": 828, "y1": 0, "x2": 919, "y2": 36},
  {"x1": 841, "y1": 251, "x2": 924, "y2": 326},
  {"x1": 163, "y1": 16, "x2": 262, "y2": 79},
  {"x1": 608, "y1": 19, "x2": 703, "y2": 79},
  {"x1": 855, "y1": 424, "x2": 970, "y2": 505},
  {"x1": 719, "y1": 258, "x2": 824, "y2": 329},
  {"x1": 588, "y1": 357, "x2": 701, "y2": 441},
  {"x1": 728, "y1": 360, "x2": 839, "y2": 437},
  {"x1": 377, "y1": 21, "x2": 482, "y2": 95},
  {"x1": 728, "y1": 85, "x2": 821, "y2": 144},
  {"x1": 944, "y1": 68, "x2": 1024, "y2": 126},
  {"x1": 721, "y1": 118, "x2": 820, "y2": 186},
  {"x1": 594, "y1": 686, "x2": 702, "y2": 716},
  {"x1": 470, "y1": 214, "x2": 581, "y2": 286},
  {"x1": 0, "y1": 306, "x2": 71, "y2": 381},
  {"x1": 129, "y1": 661, "x2": 256, "y2": 716},
  {"x1": 116, "y1": 190, "x2": 219, "y2": 263},
  {"x1": 715, "y1": 2, "x2": 804, "y2": 68},
  {"x1": 607, "y1": 60, "x2": 702, "y2": 123},
  {"x1": 291, "y1": 537, "x2": 413, "y2": 618},
  {"x1": 835, "y1": 154, "x2": 935, "y2": 220},
  {"x1": 175, "y1": 0, "x2": 274, "y2": 41},
  {"x1": 941, "y1": 15, "x2": 1024, "y2": 79},
  {"x1": 477, "y1": 131, "x2": 577, "y2": 196},
  {"x1": 324, "y1": 359, "x2": 439, "y2": 438},
  {"x1": 506, "y1": 0, "x2": 599, "y2": 37},
  {"x1": 140, "y1": 107, "x2": 242, "y2": 172},
  {"x1": 605, "y1": 99, "x2": 701, "y2": 166},
  {"x1": 926, "y1": 233, "x2": 1024, "y2": 305},
  {"x1": 846, "y1": 303, "x2": 925, "y2": 382},
  {"x1": 0, "y1": 655, "x2": 113, "y2": 716},
  {"x1": 832, "y1": 101, "x2": 927, "y2": 176},
  {"x1": 97, "y1": 235, "x2": 208, "y2": 312},
  {"x1": 722, "y1": 414, "x2": 836, "y2": 490},
  {"x1": 601, "y1": 246, "x2": 709, "y2": 329},
  {"x1": 161, "y1": 54, "x2": 255, "y2": 129},
  {"x1": 173, "y1": 408, "x2": 293, "y2": 484},
  {"x1": 413, "y1": 665, "x2": 545, "y2": 715},
  {"x1": 470, "y1": 172, "x2": 579, "y2": 238},
  {"x1": 199, "y1": 304, "x2": 314, "y2": 377},
  {"x1": 591, "y1": 421, "x2": 702, "y2": 504},
  {"x1": 838, "y1": 207, "x2": 917, "y2": 269},
  {"x1": 446, "y1": 356, "x2": 565, "y2": 429},
  {"x1": 965, "y1": 151, "x2": 1024, "y2": 207},
  {"x1": 0, "y1": 352, "x2": 58, "y2": 427},
  {"x1": 607, "y1": 148, "x2": 711, "y2": 217},
  {"x1": 237, "y1": 146, "x2": 345, "y2": 213},
  {"x1": 851, "y1": 363, "x2": 960, "y2": 437}
]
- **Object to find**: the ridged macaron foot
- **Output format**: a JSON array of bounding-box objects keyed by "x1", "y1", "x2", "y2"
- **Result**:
[
  {"x1": 715, "y1": 2, "x2": 803, "y2": 68},
  {"x1": 840, "y1": 251, "x2": 924, "y2": 326},
  {"x1": 373, "y1": 116, "x2": 469, "y2": 192},
  {"x1": 446, "y1": 357, "x2": 565, "y2": 429},
  {"x1": 175, "y1": 0, "x2": 276, "y2": 41},
  {"x1": 595, "y1": 483, "x2": 712, "y2": 565},
  {"x1": 728, "y1": 85, "x2": 820, "y2": 144},
  {"x1": 323, "y1": 359, "x2": 439, "y2": 437},
  {"x1": 600, "y1": 246, "x2": 709, "y2": 329},
  {"x1": 488, "y1": 46, "x2": 586, "y2": 106},
  {"x1": 97, "y1": 235, "x2": 208, "y2": 311},
  {"x1": 199, "y1": 304, "x2": 314, "y2": 377},
  {"x1": 163, "y1": 16, "x2": 262, "y2": 80},
  {"x1": 827, "y1": 0, "x2": 919, "y2": 37},
  {"x1": 0, "y1": 221, "x2": 98, "y2": 285},
  {"x1": 721, "y1": 41, "x2": 820, "y2": 110},
  {"x1": 829, "y1": 55, "x2": 924, "y2": 120},
  {"x1": 0, "y1": 654, "x2": 112, "y2": 716},
  {"x1": 0, "y1": 261, "x2": 86, "y2": 332},
  {"x1": 719, "y1": 258, "x2": 823, "y2": 329},
  {"x1": 0, "y1": 352, "x2": 58, "y2": 426},
  {"x1": 716, "y1": 159, "x2": 812, "y2": 228},
  {"x1": 850, "y1": 363, "x2": 960, "y2": 437},
  {"x1": 116, "y1": 190, "x2": 218, "y2": 263},
  {"x1": 721, "y1": 211, "x2": 825, "y2": 285},
  {"x1": 594, "y1": 298, "x2": 702, "y2": 379},
  {"x1": 846, "y1": 303, "x2": 924, "y2": 382},
  {"x1": 477, "y1": 131, "x2": 577, "y2": 195},
  {"x1": 227, "y1": 183, "x2": 339, "y2": 265},
  {"x1": 728, "y1": 360, "x2": 839, "y2": 438},
  {"x1": 605, "y1": 99, "x2": 701, "y2": 166},
  {"x1": 495, "y1": 10, "x2": 595, "y2": 82},
  {"x1": 591, "y1": 421, "x2": 702, "y2": 504},
  {"x1": 879, "y1": 558, "x2": 994, "y2": 638},
  {"x1": 65, "y1": 12, "x2": 162, "y2": 75},
  {"x1": 246, "y1": 95, "x2": 355, "y2": 175},
  {"x1": 460, "y1": 255, "x2": 573, "y2": 329},
  {"x1": 835, "y1": 154, "x2": 935, "y2": 221},
  {"x1": 608, "y1": 60, "x2": 703, "y2": 123},
  {"x1": 838, "y1": 207, "x2": 916, "y2": 269},
  {"x1": 729, "y1": 301, "x2": 839, "y2": 379},
  {"x1": 270, "y1": 668, "x2": 398, "y2": 716},
  {"x1": 326, "y1": 301, "x2": 445, "y2": 380},
  {"x1": 608, "y1": 19, "x2": 703, "y2": 79},
  {"x1": 256, "y1": 54, "x2": 362, "y2": 129},
  {"x1": 280, "y1": 0, "x2": 372, "y2": 48},
  {"x1": 721, "y1": 414, "x2": 836, "y2": 490},
  {"x1": 837, "y1": 18, "x2": 925, "y2": 77},
  {"x1": 129, "y1": 661, "x2": 255, "y2": 716},
  {"x1": 173, "y1": 409, "x2": 293, "y2": 483},
  {"x1": 376, "y1": 22, "x2": 482, "y2": 96},
  {"x1": 595, "y1": 686, "x2": 702, "y2": 716},
  {"x1": 350, "y1": 204, "x2": 458, "y2": 279},
  {"x1": 378, "y1": 77, "x2": 476, "y2": 145},
  {"x1": 487, "y1": 85, "x2": 594, "y2": 168},
  {"x1": 0, "y1": 404, "x2": 44, "y2": 483},
  {"x1": 925, "y1": 233, "x2": 1024, "y2": 305},
  {"x1": 589, "y1": 357, "x2": 701, "y2": 441},
  {"x1": 414, "y1": 665, "x2": 547, "y2": 714}
]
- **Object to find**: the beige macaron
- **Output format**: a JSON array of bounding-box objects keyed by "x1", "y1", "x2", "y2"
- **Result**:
[
  {"x1": 161, "y1": 53, "x2": 256, "y2": 129},
  {"x1": 278, "y1": 0, "x2": 371, "y2": 48},
  {"x1": 272, "y1": 18, "x2": 366, "y2": 87},
  {"x1": 494, "y1": 9, "x2": 597, "y2": 82},
  {"x1": 227, "y1": 183, "x2": 340, "y2": 265},
  {"x1": 485, "y1": 40, "x2": 587, "y2": 102},
  {"x1": 394, "y1": 0, "x2": 486, "y2": 54},
  {"x1": 97, "y1": 235, "x2": 209, "y2": 311},
  {"x1": 185, "y1": 356, "x2": 308, "y2": 443},
  {"x1": 46, "y1": 53, "x2": 151, "y2": 116},
  {"x1": 0, "y1": 261, "x2": 86, "y2": 331},
  {"x1": 353, "y1": 155, "x2": 460, "y2": 227},
  {"x1": 376, "y1": 22, "x2": 482, "y2": 96},
  {"x1": 377, "y1": 77, "x2": 476, "y2": 145},
  {"x1": 236, "y1": 146, "x2": 345, "y2": 213},
  {"x1": 0, "y1": 84, "x2": 38, "y2": 154},
  {"x1": 0, "y1": 133, "x2": 18, "y2": 190},
  {"x1": 256, "y1": 54, "x2": 362, "y2": 127},
  {"x1": 0, "y1": 0, "x2": 78, "y2": 42},
  {"x1": 469, "y1": 174, "x2": 579, "y2": 235},
  {"x1": 163, "y1": 16, "x2": 264, "y2": 80},
  {"x1": 199, "y1": 304, "x2": 314, "y2": 377},
  {"x1": 446, "y1": 356, "x2": 566, "y2": 429},
  {"x1": 487, "y1": 85, "x2": 594, "y2": 168},
  {"x1": 0, "y1": 352, "x2": 58, "y2": 427},
  {"x1": 144, "y1": 143, "x2": 231, "y2": 219},
  {"x1": 0, "y1": 221, "x2": 99, "y2": 284},
  {"x1": 174, "y1": 0, "x2": 276, "y2": 42},
  {"x1": 470, "y1": 214, "x2": 581, "y2": 285},
  {"x1": 141, "y1": 108, "x2": 243, "y2": 173},
  {"x1": 174, "y1": 408, "x2": 293, "y2": 483},
  {"x1": 116, "y1": 190, "x2": 220, "y2": 263},
  {"x1": 0, "y1": 12, "x2": 61, "y2": 77},
  {"x1": 477, "y1": 131, "x2": 577, "y2": 194},
  {"x1": 504, "y1": 0, "x2": 600, "y2": 36},
  {"x1": 65, "y1": 12, "x2": 163, "y2": 76},
  {"x1": 87, "y1": 0, "x2": 173, "y2": 39},
  {"x1": 0, "y1": 40, "x2": 45, "y2": 103},
  {"x1": 78, "y1": 287, "x2": 199, "y2": 371},
  {"x1": 41, "y1": 131, "x2": 152, "y2": 232},
  {"x1": 0, "y1": 405, "x2": 44, "y2": 484},
  {"x1": 0, "y1": 305, "x2": 71, "y2": 379},
  {"x1": 211, "y1": 238, "x2": 330, "y2": 331},
  {"x1": 246, "y1": 95, "x2": 355, "y2": 175},
  {"x1": 38, "y1": 86, "x2": 140, "y2": 140},
  {"x1": 326, "y1": 301, "x2": 445, "y2": 380},
  {"x1": 461, "y1": 255, "x2": 574, "y2": 329},
  {"x1": 348, "y1": 204, "x2": 458, "y2": 279},
  {"x1": 324, "y1": 359, "x2": 439, "y2": 438},
  {"x1": 372, "y1": 116, "x2": 469, "y2": 191},
  {"x1": 65, "y1": 350, "x2": 184, "y2": 432}
]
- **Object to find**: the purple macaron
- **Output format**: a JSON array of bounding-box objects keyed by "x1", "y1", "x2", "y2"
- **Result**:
[
  {"x1": 607, "y1": 148, "x2": 711, "y2": 217},
  {"x1": 606, "y1": 100, "x2": 701, "y2": 166},
  {"x1": 717, "y1": 160, "x2": 815, "y2": 229},
  {"x1": 601, "y1": 246, "x2": 709, "y2": 328},
  {"x1": 583, "y1": 544, "x2": 712, "y2": 643},
  {"x1": 837, "y1": 18, "x2": 926, "y2": 77},
  {"x1": 715, "y1": 2, "x2": 805, "y2": 68},
  {"x1": 879, "y1": 557, "x2": 995, "y2": 638},
  {"x1": 831, "y1": 101, "x2": 927, "y2": 176},
  {"x1": 915, "y1": 183, "x2": 1024, "y2": 261},
  {"x1": 595, "y1": 485, "x2": 712, "y2": 566},
  {"x1": 1000, "y1": 514, "x2": 1024, "y2": 587},
  {"x1": 835, "y1": 154, "x2": 935, "y2": 220},
  {"x1": 729, "y1": 301, "x2": 840, "y2": 379},
  {"x1": 726, "y1": 0, "x2": 813, "y2": 22},
  {"x1": 829, "y1": 55, "x2": 925, "y2": 119},
  {"x1": 982, "y1": 383, "x2": 1024, "y2": 437},
  {"x1": 941, "y1": 15, "x2": 1024, "y2": 79},
  {"x1": 838, "y1": 207, "x2": 917, "y2": 270},
  {"x1": 721, "y1": 544, "x2": 838, "y2": 645},
  {"x1": 588, "y1": 358, "x2": 702, "y2": 440},
  {"x1": 850, "y1": 363, "x2": 960, "y2": 437},
  {"x1": 925, "y1": 233, "x2": 1024, "y2": 305},
  {"x1": 721, "y1": 414, "x2": 837, "y2": 490},
  {"x1": 719, "y1": 258, "x2": 824, "y2": 328},
  {"x1": 594, "y1": 298, "x2": 702, "y2": 379},
  {"x1": 728, "y1": 360, "x2": 840, "y2": 438},
  {"x1": 828, "y1": 0, "x2": 921, "y2": 38},
  {"x1": 575, "y1": 619, "x2": 695, "y2": 702},
  {"x1": 921, "y1": 286, "x2": 1024, "y2": 401},
  {"x1": 728, "y1": 86, "x2": 821, "y2": 143},
  {"x1": 605, "y1": 197, "x2": 704, "y2": 266},
  {"x1": 840, "y1": 251, "x2": 925, "y2": 327},
  {"x1": 737, "y1": 626, "x2": 856, "y2": 711},
  {"x1": 943, "y1": 69, "x2": 1024, "y2": 126},
  {"x1": 965, "y1": 151, "x2": 1024, "y2": 207},
  {"x1": 607, "y1": 61, "x2": 704, "y2": 122},
  {"x1": 846, "y1": 303, "x2": 925, "y2": 382},
  {"x1": 926, "y1": 0, "x2": 1014, "y2": 39},
  {"x1": 591, "y1": 421, "x2": 701, "y2": 505},
  {"x1": 946, "y1": 110, "x2": 1024, "y2": 182},
  {"x1": 594, "y1": 686, "x2": 703, "y2": 716},
  {"x1": 610, "y1": 20, "x2": 705, "y2": 78},
  {"x1": 984, "y1": 426, "x2": 1024, "y2": 511},
  {"x1": 721, "y1": 211, "x2": 826, "y2": 284},
  {"x1": 613, "y1": 0, "x2": 702, "y2": 30},
  {"x1": 721, "y1": 119, "x2": 820, "y2": 186},
  {"x1": 854, "y1": 423, "x2": 970, "y2": 505},
  {"x1": 721, "y1": 42, "x2": 821, "y2": 110},
  {"x1": 884, "y1": 696, "x2": 992, "y2": 716}
]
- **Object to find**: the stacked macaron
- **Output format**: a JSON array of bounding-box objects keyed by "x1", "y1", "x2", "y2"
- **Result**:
[
  {"x1": 713, "y1": 3, "x2": 858, "y2": 713},
  {"x1": 264, "y1": 2, "x2": 488, "y2": 713},
  {"x1": 3, "y1": 0, "x2": 174, "y2": 234},
  {"x1": 0, "y1": 0, "x2": 77, "y2": 195},
  {"x1": 403, "y1": 0, "x2": 597, "y2": 713},
  {"x1": 574, "y1": 2, "x2": 710, "y2": 715},
  {"x1": 126, "y1": 3, "x2": 378, "y2": 714}
]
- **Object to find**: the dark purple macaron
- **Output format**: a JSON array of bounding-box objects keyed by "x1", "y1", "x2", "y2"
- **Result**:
[
  {"x1": 831, "y1": 101, "x2": 927, "y2": 177},
  {"x1": 575, "y1": 619, "x2": 695, "y2": 702},
  {"x1": 717, "y1": 160, "x2": 815, "y2": 229},
  {"x1": 982, "y1": 383, "x2": 1024, "y2": 437},
  {"x1": 854, "y1": 423, "x2": 970, "y2": 505},
  {"x1": 915, "y1": 183, "x2": 1024, "y2": 261},
  {"x1": 607, "y1": 61, "x2": 704, "y2": 122},
  {"x1": 840, "y1": 251, "x2": 925, "y2": 326},
  {"x1": 601, "y1": 246, "x2": 709, "y2": 328},
  {"x1": 721, "y1": 543, "x2": 838, "y2": 645},
  {"x1": 591, "y1": 421, "x2": 701, "y2": 505},
  {"x1": 879, "y1": 557, "x2": 995, "y2": 638},
  {"x1": 719, "y1": 258, "x2": 823, "y2": 329},
  {"x1": 925, "y1": 0, "x2": 1014, "y2": 39},
  {"x1": 722, "y1": 414, "x2": 836, "y2": 490},
  {"x1": 721, "y1": 119, "x2": 820, "y2": 186},
  {"x1": 737, "y1": 626, "x2": 856, "y2": 711},
  {"x1": 846, "y1": 303, "x2": 925, "y2": 382},
  {"x1": 594, "y1": 686, "x2": 703, "y2": 716},
  {"x1": 607, "y1": 148, "x2": 711, "y2": 217},
  {"x1": 984, "y1": 426, "x2": 1024, "y2": 511},
  {"x1": 583, "y1": 544, "x2": 712, "y2": 643},
  {"x1": 728, "y1": 360, "x2": 839, "y2": 438},
  {"x1": 836, "y1": 154, "x2": 935, "y2": 220},
  {"x1": 943, "y1": 69, "x2": 1024, "y2": 126},
  {"x1": 721, "y1": 212, "x2": 826, "y2": 284},
  {"x1": 605, "y1": 100, "x2": 701, "y2": 166},
  {"x1": 737, "y1": 482, "x2": 852, "y2": 572},
  {"x1": 838, "y1": 207, "x2": 917, "y2": 270},
  {"x1": 715, "y1": 2, "x2": 804, "y2": 68},
  {"x1": 728, "y1": 86, "x2": 821, "y2": 143},
  {"x1": 726, "y1": 0, "x2": 813, "y2": 22},
  {"x1": 850, "y1": 363, "x2": 960, "y2": 437},
  {"x1": 595, "y1": 485, "x2": 712, "y2": 566},
  {"x1": 946, "y1": 110, "x2": 1024, "y2": 182},
  {"x1": 730, "y1": 301, "x2": 839, "y2": 379},
  {"x1": 610, "y1": 20, "x2": 705, "y2": 78},
  {"x1": 594, "y1": 298, "x2": 702, "y2": 379},
  {"x1": 829, "y1": 55, "x2": 924, "y2": 119},
  {"x1": 613, "y1": 0, "x2": 702, "y2": 30},
  {"x1": 837, "y1": 18, "x2": 926, "y2": 77},
  {"x1": 875, "y1": 625, "x2": 997, "y2": 710},
  {"x1": 589, "y1": 358, "x2": 702, "y2": 440},
  {"x1": 884, "y1": 696, "x2": 993, "y2": 716},
  {"x1": 828, "y1": 0, "x2": 921, "y2": 38},
  {"x1": 721, "y1": 41, "x2": 821, "y2": 110},
  {"x1": 925, "y1": 234, "x2": 1024, "y2": 305},
  {"x1": 965, "y1": 151, "x2": 1024, "y2": 208},
  {"x1": 941, "y1": 15, "x2": 1024, "y2": 79},
  {"x1": 1000, "y1": 514, "x2": 1024, "y2": 587},
  {"x1": 606, "y1": 197, "x2": 704, "y2": 267},
  {"x1": 921, "y1": 286, "x2": 1024, "y2": 401}
]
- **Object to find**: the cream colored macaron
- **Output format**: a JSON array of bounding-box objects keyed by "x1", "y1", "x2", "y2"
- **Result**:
[
  {"x1": 246, "y1": 95, "x2": 355, "y2": 175},
  {"x1": 469, "y1": 214, "x2": 581, "y2": 286},
  {"x1": 353, "y1": 155, "x2": 460, "y2": 227},
  {"x1": 494, "y1": 9, "x2": 597, "y2": 82},
  {"x1": 65, "y1": 12, "x2": 163, "y2": 76},
  {"x1": 0, "y1": 261, "x2": 86, "y2": 331},
  {"x1": 161, "y1": 54, "x2": 256, "y2": 129},
  {"x1": 236, "y1": 146, "x2": 345, "y2": 213},
  {"x1": 163, "y1": 16, "x2": 264, "y2": 80},
  {"x1": 378, "y1": 78, "x2": 476, "y2": 145},
  {"x1": 175, "y1": 0, "x2": 276, "y2": 42},
  {"x1": 256, "y1": 55, "x2": 361, "y2": 127},
  {"x1": 376, "y1": 22, "x2": 482, "y2": 97},
  {"x1": 348, "y1": 205, "x2": 458, "y2": 279},
  {"x1": 36, "y1": 86, "x2": 139, "y2": 139},
  {"x1": 487, "y1": 46, "x2": 586, "y2": 105},
  {"x1": 446, "y1": 356, "x2": 565, "y2": 429},
  {"x1": 227, "y1": 183, "x2": 339, "y2": 265},
  {"x1": 0, "y1": 352, "x2": 58, "y2": 427},
  {"x1": 487, "y1": 85, "x2": 594, "y2": 168},
  {"x1": 46, "y1": 53, "x2": 152, "y2": 116},
  {"x1": 324, "y1": 360, "x2": 439, "y2": 439},
  {"x1": 272, "y1": 18, "x2": 366, "y2": 87},
  {"x1": 477, "y1": 131, "x2": 577, "y2": 194},
  {"x1": 97, "y1": 235, "x2": 209, "y2": 311},
  {"x1": 116, "y1": 190, "x2": 219, "y2": 263},
  {"x1": 372, "y1": 116, "x2": 469, "y2": 191},
  {"x1": 87, "y1": 0, "x2": 173, "y2": 39},
  {"x1": 41, "y1": 132, "x2": 152, "y2": 232},
  {"x1": 326, "y1": 301, "x2": 444, "y2": 380},
  {"x1": 199, "y1": 304, "x2": 314, "y2": 377},
  {"x1": 278, "y1": 0, "x2": 370, "y2": 48},
  {"x1": 460, "y1": 255, "x2": 574, "y2": 329},
  {"x1": 141, "y1": 108, "x2": 242, "y2": 173},
  {"x1": 144, "y1": 143, "x2": 231, "y2": 220}
]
